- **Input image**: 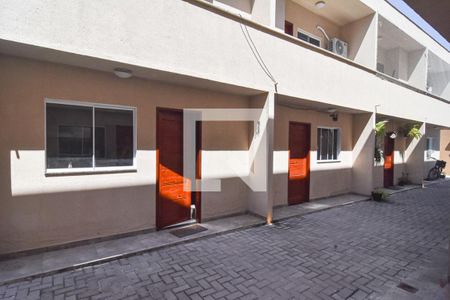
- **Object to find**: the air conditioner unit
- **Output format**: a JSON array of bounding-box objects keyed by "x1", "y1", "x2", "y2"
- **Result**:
[{"x1": 329, "y1": 38, "x2": 348, "y2": 58}]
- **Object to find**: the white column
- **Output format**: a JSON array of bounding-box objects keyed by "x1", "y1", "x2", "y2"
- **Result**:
[
  {"x1": 247, "y1": 92, "x2": 274, "y2": 224},
  {"x1": 266, "y1": 92, "x2": 275, "y2": 223},
  {"x1": 252, "y1": 0, "x2": 285, "y2": 32},
  {"x1": 351, "y1": 113, "x2": 376, "y2": 195},
  {"x1": 404, "y1": 123, "x2": 426, "y2": 184}
]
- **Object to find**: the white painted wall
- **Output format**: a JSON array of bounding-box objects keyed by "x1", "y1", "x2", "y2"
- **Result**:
[
  {"x1": 351, "y1": 113, "x2": 375, "y2": 195},
  {"x1": 274, "y1": 0, "x2": 286, "y2": 32},
  {"x1": 341, "y1": 13, "x2": 377, "y2": 69},
  {"x1": 246, "y1": 93, "x2": 274, "y2": 221},
  {"x1": 252, "y1": 0, "x2": 273, "y2": 27},
  {"x1": 404, "y1": 123, "x2": 426, "y2": 184},
  {"x1": 0, "y1": 0, "x2": 448, "y2": 127}
]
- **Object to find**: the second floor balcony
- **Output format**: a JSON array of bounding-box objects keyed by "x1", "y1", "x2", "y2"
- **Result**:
[
  {"x1": 377, "y1": 16, "x2": 427, "y2": 91},
  {"x1": 284, "y1": 0, "x2": 377, "y2": 70},
  {"x1": 203, "y1": 0, "x2": 449, "y2": 102}
]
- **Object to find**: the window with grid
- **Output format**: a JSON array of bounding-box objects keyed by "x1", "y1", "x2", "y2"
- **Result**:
[
  {"x1": 297, "y1": 30, "x2": 321, "y2": 47},
  {"x1": 317, "y1": 128, "x2": 340, "y2": 161}
]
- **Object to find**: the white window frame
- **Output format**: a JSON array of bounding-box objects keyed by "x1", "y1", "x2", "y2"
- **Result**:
[
  {"x1": 45, "y1": 98, "x2": 137, "y2": 175},
  {"x1": 317, "y1": 126, "x2": 341, "y2": 163},
  {"x1": 297, "y1": 29, "x2": 322, "y2": 48}
]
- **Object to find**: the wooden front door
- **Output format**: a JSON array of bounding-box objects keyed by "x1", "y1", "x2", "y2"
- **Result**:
[
  {"x1": 288, "y1": 122, "x2": 311, "y2": 205},
  {"x1": 285, "y1": 21, "x2": 294, "y2": 36},
  {"x1": 156, "y1": 108, "x2": 191, "y2": 229},
  {"x1": 383, "y1": 135, "x2": 394, "y2": 187}
]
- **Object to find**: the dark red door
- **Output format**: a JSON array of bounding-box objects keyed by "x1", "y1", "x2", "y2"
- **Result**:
[
  {"x1": 288, "y1": 122, "x2": 310, "y2": 205},
  {"x1": 384, "y1": 135, "x2": 394, "y2": 187},
  {"x1": 156, "y1": 108, "x2": 191, "y2": 229},
  {"x1": 285, "y1": 21, "x2": 294, "y2": 36}
]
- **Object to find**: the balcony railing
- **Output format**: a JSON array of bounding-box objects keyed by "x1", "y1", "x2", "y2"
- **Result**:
[{"x1": 200, "y1": 0, "x2": 449, "y2": 103}]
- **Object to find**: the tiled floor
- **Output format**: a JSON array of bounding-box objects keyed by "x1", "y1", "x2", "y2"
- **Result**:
[
  {"x1": 0, "y1": 193, "x2": 368, "y2": 285},
  {"x1": 0, "y1": 182, "x2": 448, "y2": 299}
]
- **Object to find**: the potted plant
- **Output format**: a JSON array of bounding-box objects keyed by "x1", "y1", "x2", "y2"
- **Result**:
[
  {"x1": 407, "y1": 124, "x2": 422, "y2": 139},
  {"x1": 375, "y1": 120, "x2": 388, "y2": 137},
  {"x1": 398, "y1": 123, "x2": 422, "y2": 139},
  {"x1": 371, "y1": 189, "x2": 387, "y2": 201}
]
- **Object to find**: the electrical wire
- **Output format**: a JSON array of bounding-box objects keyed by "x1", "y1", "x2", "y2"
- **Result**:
[{"x1": 238, "y1": 14, "x2": 278, "y2": 92}]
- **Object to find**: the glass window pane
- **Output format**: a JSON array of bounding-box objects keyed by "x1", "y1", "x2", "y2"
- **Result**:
[
  {"x1": 310, "y1": 38, "x2": 320, "y2": 47},
  {"x1": 332, "y1": 129, "x2": 339, "y2": 160},
  {"x1": 426, "y1": 138, "x2": 432, "y2": 150},
  {"x1": 317, "y1": 128, "x2": 322, "y2": 160},
  {"x1": 298, "y1": 32, "x2": 308, "y2": 42},
  {"x1": 94, "y1": 108, "x2": 133, "y2": 167},
  {"x1": 317, "y1": 128, "x2": 340, "y2": 161},
  {"x1": 320, "y1": 128, "x2": 330, "y2": 160},
  {"x1": 46, "y1": 104, "x2": 93, "y2": 169}
]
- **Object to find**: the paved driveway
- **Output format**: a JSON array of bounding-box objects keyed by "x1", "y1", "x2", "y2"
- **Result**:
[{"x1": 1, "y1": 182, "x2": 449, "y2": 300}]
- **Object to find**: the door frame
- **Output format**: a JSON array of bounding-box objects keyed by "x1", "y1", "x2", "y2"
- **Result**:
[
  {"x1": 288, "y1": 121, "x2": 311, "y2": 205},
  {"x1": 155, "y1": 107, "x2": 202, "y2": 230},
  {"x1": 194, "y1": 120, "x2": 202, "y2": 223}
]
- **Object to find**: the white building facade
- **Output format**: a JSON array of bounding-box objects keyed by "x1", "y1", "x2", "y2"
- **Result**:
[{"x1": 0, "y1": 0, "x2": 449, "y2": 255}]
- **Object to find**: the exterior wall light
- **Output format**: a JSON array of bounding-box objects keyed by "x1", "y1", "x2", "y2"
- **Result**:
[
  {"x1": 327, "y1": 108, "x2": 338, "y2": 121},
  {"x1": 114, "y1": 68, "x2": 133, "y2": 79},
  {"x1": 315, "y1": 1, "x2": 326, "y2": 9},
  {"x1": 388, "y1": 131, "x2": 397, "y2": 139}
]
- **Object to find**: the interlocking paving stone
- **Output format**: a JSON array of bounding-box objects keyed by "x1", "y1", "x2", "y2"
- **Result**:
[{"x1": 1, "y1": 181, "x2": 449, "y2": 299}]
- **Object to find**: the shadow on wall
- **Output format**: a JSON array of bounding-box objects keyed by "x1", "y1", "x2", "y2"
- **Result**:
[
  {"x1": 4, "y1": 148, "x2": 254, "y2": 255},
  {"x1": 341, "y1": 13, "x2": 377, "y2": 66},
  {"x1": 273, "y1": 167, "x2": 353, "y2": 207},
  {"x1": 0, "y1": 180, "x2": 154, "y2": 255},
  {"x1": 310, "y1": 168, "x2": 352, "y2": 198},
  {"x1": 4, "y1": 118, "x2": 255, "y2": 254}
]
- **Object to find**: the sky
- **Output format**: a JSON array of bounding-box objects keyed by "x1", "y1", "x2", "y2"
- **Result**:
[{"x1": 386, "y1": 0, "x2": 450, "y2": 51}]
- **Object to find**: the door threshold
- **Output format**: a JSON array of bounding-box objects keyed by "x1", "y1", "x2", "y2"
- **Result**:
[{"x1": 163, "y1": 219, "x2": 197, "y2": 230}]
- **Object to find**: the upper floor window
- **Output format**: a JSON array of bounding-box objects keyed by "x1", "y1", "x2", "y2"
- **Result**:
[
  {"x1": 317, "y1": 127, "x2": 340, "y2": 161},
  {"x1": 46, "y1": 100, "x2": 136, "y2": 172},
  {"x1": 297, "y1": 29, "x2": 321, "y2": 47}
]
